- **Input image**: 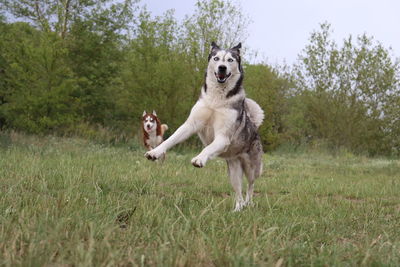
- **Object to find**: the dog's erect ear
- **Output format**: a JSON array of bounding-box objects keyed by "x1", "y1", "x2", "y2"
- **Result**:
[
  {"x1": 231, "y1": 43, "x2": 242, "y2": 53},
  {"x1": 142, "y1": 110, "x2": 147, "y2": 117},
  {"x1": 152, "y1": 110, "x2": 157, "y2": 116},
  {"x1": 210, "y1": 41, "x2": 220, "y2": 52},
  {"x1": 208, "y1": 41, "x2": 221, "y2": 61}
]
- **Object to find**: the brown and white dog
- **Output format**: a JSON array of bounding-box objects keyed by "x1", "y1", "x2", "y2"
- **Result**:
[{"x1": 142, "y1": 110, "x2": 168, "y2": 152}]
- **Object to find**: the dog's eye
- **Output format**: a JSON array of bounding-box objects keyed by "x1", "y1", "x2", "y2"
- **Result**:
[
  {"x1": 228, "y1": 58, "x2": 234, "y2": 62},
  {"x1": 214, "y1": 57, "x2": 219, "y2": 61}
]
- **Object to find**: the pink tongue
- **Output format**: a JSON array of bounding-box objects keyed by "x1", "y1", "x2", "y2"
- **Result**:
[{"x1": 218, "y1": 74, "x2": 225, "y2": 79}]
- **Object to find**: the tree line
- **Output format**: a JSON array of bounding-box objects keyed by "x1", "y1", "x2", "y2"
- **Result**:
[{"x1": 0, "y1": 0, "x2": 399, "y2": 156}]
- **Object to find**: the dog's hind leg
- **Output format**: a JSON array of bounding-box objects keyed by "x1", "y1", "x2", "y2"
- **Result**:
[
  {"x1": 241, "y1": 157, "x2": 255, "y2": 207},
  {"x1": 227, "y1": 159, "x2": 245, "y2": 212}
]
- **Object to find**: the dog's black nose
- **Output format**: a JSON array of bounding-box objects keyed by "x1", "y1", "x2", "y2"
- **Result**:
[{"x1": 218, "y1": 65, "x2": 227, "y2": 72}]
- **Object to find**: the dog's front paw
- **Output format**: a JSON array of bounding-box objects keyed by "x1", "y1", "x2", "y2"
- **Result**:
[
  {"x1": 191, "y1": 155, "x2": 208, "y2": 168},
  {"x1": 145, "y1": 148, "x2": 165, "y2": 161}
]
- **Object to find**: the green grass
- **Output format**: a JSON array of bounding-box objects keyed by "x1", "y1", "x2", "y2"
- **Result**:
[{"x1": 1, "y1": 133, "x2": 399, "y2": 266}]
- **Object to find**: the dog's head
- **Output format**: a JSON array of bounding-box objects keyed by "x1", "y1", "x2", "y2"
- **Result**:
[
  {"x1": 207, "y1": 42, "x2": 243, "y2": 84},
  {"x1": 142, "y1": 110, "x2": 159, "y2": 133}
]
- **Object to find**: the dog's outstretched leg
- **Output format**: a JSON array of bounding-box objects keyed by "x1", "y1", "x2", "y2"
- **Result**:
[
  {"x1": 145, "y1": 122, "x2": 195, "y2": 160},
  {"x1": 227, "y1": 159, "x2": 245, "y2": 212},
  {"x1": 145, "y1": 101, "x2": 208, "y2": 161},
  {"x1": 191, "y1": 135, "x2": 229, "y2": 168}
]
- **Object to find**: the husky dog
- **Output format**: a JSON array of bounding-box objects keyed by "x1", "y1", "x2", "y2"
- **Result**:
[
  {"x1": 142, "y1": 110, "x2": 168, "y2": 151},
  {"x1": 145, "y1": 42, "x2": 264, "y2": 211}
]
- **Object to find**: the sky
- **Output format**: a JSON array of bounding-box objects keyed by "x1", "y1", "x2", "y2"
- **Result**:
[{"x1": 140, "y1": 0, "x2": 400, "y2": 64}]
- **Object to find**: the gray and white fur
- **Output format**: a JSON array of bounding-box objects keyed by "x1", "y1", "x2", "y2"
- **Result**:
[{"x1": 145, "y1": 42, "x2": 264, "y2": 211}]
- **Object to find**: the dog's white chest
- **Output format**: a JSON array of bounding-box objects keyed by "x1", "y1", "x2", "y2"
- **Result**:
[
  {"x1": 198, "y1": 122, "x2": 215, "y2": 145},
  {"x1": 196, "y1": 103, "x2": 237, "y2": 146},
  {"x1": 146, "y1": 134, "x2": 162, "y2": 148}
]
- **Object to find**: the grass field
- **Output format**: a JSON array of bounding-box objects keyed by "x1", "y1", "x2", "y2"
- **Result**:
[{"x1": 1, "y1": 133, "x2": 399, "y2": 266}]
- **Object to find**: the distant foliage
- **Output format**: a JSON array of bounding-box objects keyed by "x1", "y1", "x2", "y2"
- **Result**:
[
  {"x1": 0, "y1": 23, "x2": 80, "y2": 133},
  {"x1": 0, "y1": 1, "x2": 399, "y2": 156},
  {"x1": 289, "y1": 23, "x2": 400, "y2": 155}
]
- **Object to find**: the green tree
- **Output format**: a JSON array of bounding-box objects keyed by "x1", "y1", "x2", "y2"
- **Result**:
[
  {"x1": 0, "y1": 22, "x2": 79, "y2": 133},
  {"x1": 291, "y1": 22, "x2": 400, "y2": 155},
  {"x1": 0, "y1": 0, "x2": 140, "y2": 133},
  {"x1": 115, "y1": 9, "x2": 193, "y2": 134},
  {"x1": 0, "y1": 0, "x2": 138, "y2": 38}
]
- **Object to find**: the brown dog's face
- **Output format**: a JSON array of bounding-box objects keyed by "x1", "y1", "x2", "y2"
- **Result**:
[{"x1": 142, "y1": 111, "x2": 158, "y2": 133}]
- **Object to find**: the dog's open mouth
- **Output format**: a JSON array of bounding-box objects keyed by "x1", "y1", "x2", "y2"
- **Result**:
[{"x1": 215, "y1": 72, "x2": 231, "y2": 83}]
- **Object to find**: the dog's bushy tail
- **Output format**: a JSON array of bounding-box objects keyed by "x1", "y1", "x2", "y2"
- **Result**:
[
  {"x1": 161, "y1": 124, "x2": 168, "y2": 136},
  {"x1": 245, "y1": 98, "x2": 264, "y2": 129}
]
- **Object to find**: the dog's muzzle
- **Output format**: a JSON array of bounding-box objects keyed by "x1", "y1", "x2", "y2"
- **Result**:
[
  {"x1": 215, "y1": 71, "x2": 231, "y2": 83},
  {"x1": 215, "y1": 65, "x2": 231, "y2": 83}
]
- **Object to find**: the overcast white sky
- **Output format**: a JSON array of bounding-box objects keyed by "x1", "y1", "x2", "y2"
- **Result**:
[{"x1": 141, "y1": 0, "x2": 400, "y2": 64}]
